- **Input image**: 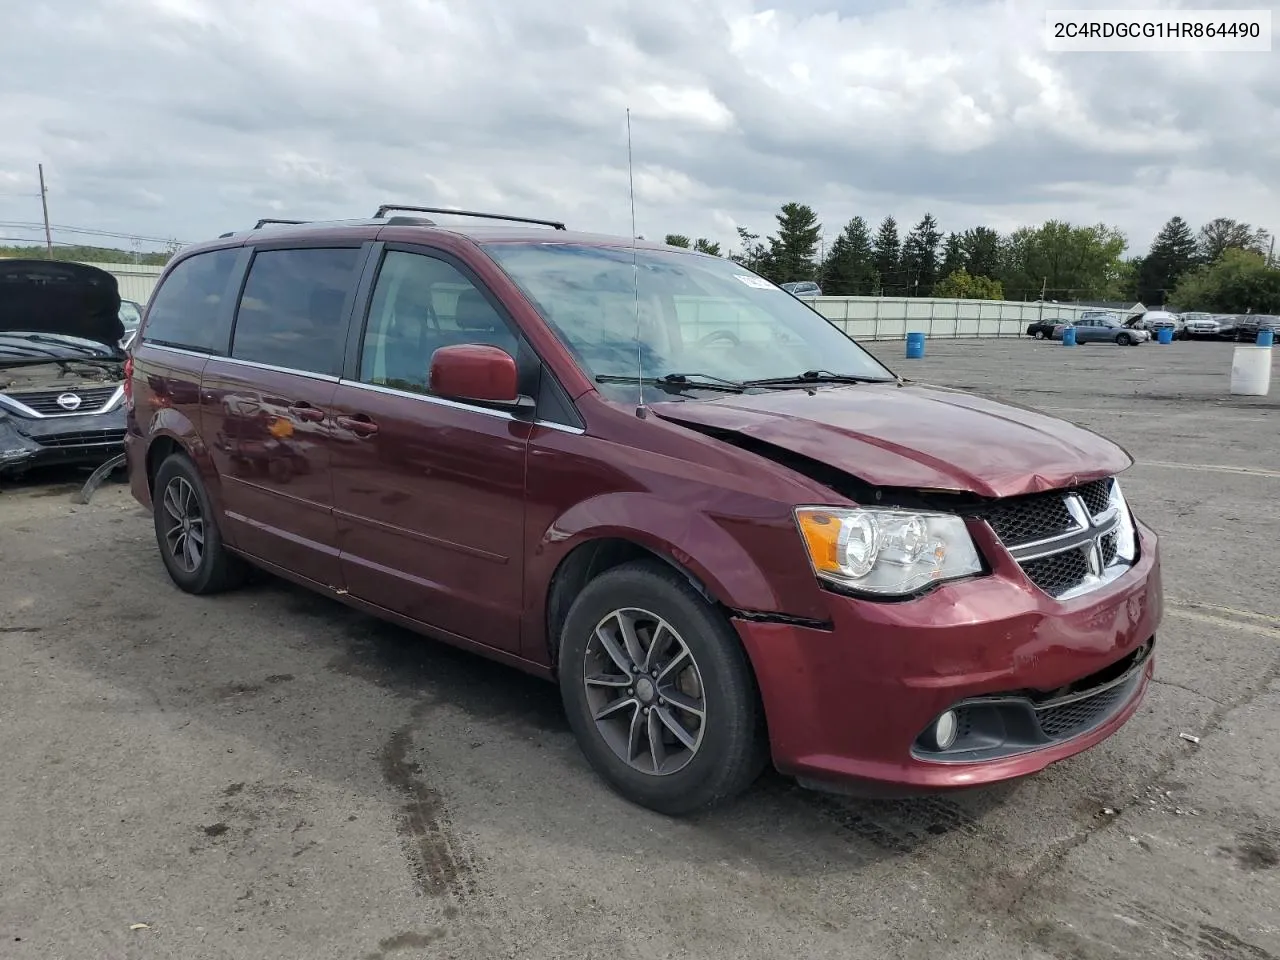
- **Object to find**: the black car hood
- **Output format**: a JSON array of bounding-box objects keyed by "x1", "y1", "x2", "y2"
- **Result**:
[{"x1": 0, "y1": 259, "x2": 124, "y2": 351}]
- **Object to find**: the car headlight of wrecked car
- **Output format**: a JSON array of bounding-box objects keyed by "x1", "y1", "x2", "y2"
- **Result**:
[{"x1": 795, "y1": 506, "x2": 983, "y2": 596}]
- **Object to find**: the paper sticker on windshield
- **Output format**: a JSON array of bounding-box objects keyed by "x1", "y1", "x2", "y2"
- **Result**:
[{"x1": 734, "y1": 274, "x2": 776, "y2": 290}]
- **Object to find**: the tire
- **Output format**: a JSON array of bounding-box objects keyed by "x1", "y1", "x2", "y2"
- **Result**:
[
  {"x1": 152, "y1": 452, "x2": 247, "y2": 594},
  {"x1": 1033, "y1": 330, "x2": 1046, "y2": 340},
  {"x1": 558, "y1": 559, "x2": 768, "y2": 815},
  {"x1": 1116, "y1": 333, "x2": 1131, "y2": 346}
]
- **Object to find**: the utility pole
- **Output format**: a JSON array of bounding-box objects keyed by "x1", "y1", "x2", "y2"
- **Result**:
[
  {"x1": 1268, "y1": 234, "x2": 1276, "y2": 268},
  {"x1": 37, "y1": 163, "x2": 53, "y2": 259}
]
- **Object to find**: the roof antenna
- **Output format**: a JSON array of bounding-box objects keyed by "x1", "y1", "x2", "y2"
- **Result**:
[{"x1": 626, "y1": 107, "x2": 647, "y2": 419}]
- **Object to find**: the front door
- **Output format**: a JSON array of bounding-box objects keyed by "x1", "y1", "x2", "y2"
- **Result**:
[
  {"x1": 330, "y1": 247, "x2": 530, "y2": 652},
  {"x1": 201, "y1": 245, "x2": 364, "y2": 588}
]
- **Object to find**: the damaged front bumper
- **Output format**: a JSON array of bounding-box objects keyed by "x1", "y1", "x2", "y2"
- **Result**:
[{"x1": 0, "y1": 408, "x2": 127, "y2": 476}]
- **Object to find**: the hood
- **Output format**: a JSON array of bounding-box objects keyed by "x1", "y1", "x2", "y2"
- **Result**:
[
  {"x1": 0, "y1": 259, "x2": 124, "y2": 349},
  {"x1": 650, "y1": 382, "x2": 1132, "y2": 499}
]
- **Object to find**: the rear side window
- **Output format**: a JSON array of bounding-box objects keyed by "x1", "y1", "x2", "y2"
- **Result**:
[
  {"x1": 231, "y1": 248, "x2": 360, "y2": 377},
  {"x1": 143, "y1": 248, "x2": 239, "y2": 352}
]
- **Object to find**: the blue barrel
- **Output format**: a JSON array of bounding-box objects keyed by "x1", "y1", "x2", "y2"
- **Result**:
[
  {"x1": 1157, "y1": 327, "x2": 1173, "y2": 344},
  {"x1": 1258, "y1": 328, "x2": 1274, "y2": 347},
  {"x1": 905, "y1": 331, "x2": 925, "y2": 358},
  {"x1": 1062, "y1": 326, "x2": 1077, "y2": 346}
]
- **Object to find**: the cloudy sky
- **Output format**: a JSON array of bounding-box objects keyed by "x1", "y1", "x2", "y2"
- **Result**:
[{"x1": 0, "y1": 0, "x2": 1276, "y2": 257}]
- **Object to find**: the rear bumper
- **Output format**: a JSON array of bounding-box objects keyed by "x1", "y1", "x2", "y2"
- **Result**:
[
  {"x1": 0, "y1": 408, "x2": 126, "y2": 476},
  {"x1": 735, "y1": 522, "x2": 1162, "y2": 795}
]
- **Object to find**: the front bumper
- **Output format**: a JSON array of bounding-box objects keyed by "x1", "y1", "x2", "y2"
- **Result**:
[
  {"x1": 0, "y1": 408, "x2": 127, "y2": 476},
  {"x1": 735, "y1": 522, "x2": 1162, "y2": 795}
]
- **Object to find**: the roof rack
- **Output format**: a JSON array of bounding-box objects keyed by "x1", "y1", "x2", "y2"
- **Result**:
[
  {"x1": 373, "y1": 204, "x2": 566, "y2": 230},
  {"x1": 254, "y1": 218, "x2": 310, "y2": 229}
]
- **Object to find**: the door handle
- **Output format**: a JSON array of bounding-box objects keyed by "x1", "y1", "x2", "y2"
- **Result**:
[
  {"x1": 288, "y1": 402, "x2": 326, "y2": 423},
  {"x1": 335, "y1": 414, "x2": 379, "y2": 437}
]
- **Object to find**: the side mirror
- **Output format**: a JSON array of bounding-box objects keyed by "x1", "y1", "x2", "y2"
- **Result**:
[{"x1": 429, "y1": 344, "x2": 522, "y2": 406}]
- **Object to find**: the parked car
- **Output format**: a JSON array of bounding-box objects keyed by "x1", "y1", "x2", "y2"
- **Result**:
[
  {"x1": 780, "y1": 280, "x2": 822, "y2": 297},
  {"x1": 1232, "y1": 314, "x2": 1278, "y2": 342},
  {"x1": 1055, "y1": 315, "x2": 1150, "y2": 345},
  {"x1": 0, "y1": 260, "x2": 127, "y2": 478},
  {"x1": 124, "y1": 207, "x2": 1162, "y2": 814},
  {"x1": 1180, "y1": 312, "x2": 1222, "y2": 339},
  {"x1": 1130, "y1": 310, "x2": 1185, "y2": 339},
  {"x1": 1025, "y1": 318, "x2": 1066, "y2": 339}
]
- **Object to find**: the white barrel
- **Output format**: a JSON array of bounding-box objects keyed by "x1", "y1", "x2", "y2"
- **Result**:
[{"x1": 1229, "y1": 344, "x2": 1272, "y2": 396}]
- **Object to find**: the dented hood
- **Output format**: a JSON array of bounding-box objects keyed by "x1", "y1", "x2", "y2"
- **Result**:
[{"x1": 650, "y1": 382, "x2": 1132, "y2": 499}]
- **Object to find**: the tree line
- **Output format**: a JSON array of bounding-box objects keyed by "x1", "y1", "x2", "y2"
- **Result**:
[
  {"x1": 0, "y1": 243, "x2": 171, "y2": 266},
  {"x1": 665, "y1": 207, "x2": 1280, "y2": 313}
]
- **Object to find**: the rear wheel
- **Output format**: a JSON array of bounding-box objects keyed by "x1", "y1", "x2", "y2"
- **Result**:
[
  {"x1": 152, "y1": 453, "x2": 247, "y2": 594},
  {"x1": 558, "y1": 560, "x2": 768, "y2": 815}
]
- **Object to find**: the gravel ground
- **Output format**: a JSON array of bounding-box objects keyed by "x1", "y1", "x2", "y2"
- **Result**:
[{"x1": 1, "y1": 337, "x2": 1278, "y2": 960}]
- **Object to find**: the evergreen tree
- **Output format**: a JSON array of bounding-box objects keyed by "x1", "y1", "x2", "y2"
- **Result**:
[
  {"x1": 939, "y1": 233, "x2": 965, "y2": 280},
  {"x1": 900, "y1": 213, "x2": 943, "y2": 296},
  {"x1": 872, "y1": 217, "x2": 901, "y2": 295},
  {"x1": 819, "y1": 216, "x2": 876, "y2": 295},
  {"x1": 664, "y1": 234, "x2": 691, "y2": 248},
  {"x1": 693, "y1": 238, "x2": 722, "y2": 256},
  {"x1": 1136, "y1": 216, "x2": 1198, "y2": 305},
  {"x1": 767, "y1": 202, "x2": 822, "y2": 282}
]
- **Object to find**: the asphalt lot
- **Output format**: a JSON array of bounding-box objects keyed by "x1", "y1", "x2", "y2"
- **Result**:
[{"x1": 2, "y1": 337, "x2": 1278, "y2": 960}]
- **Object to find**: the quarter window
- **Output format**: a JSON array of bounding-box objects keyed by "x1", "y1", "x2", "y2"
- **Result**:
[
  {"x1": 143, "y1": 248, "x2": 239, "y2": 352},
  {"x1": 231, "y1": 248, "x2": 361, "y2": 377},
  {"x1": 358, "y1": 250, "x2": 518, "y2": 395}
]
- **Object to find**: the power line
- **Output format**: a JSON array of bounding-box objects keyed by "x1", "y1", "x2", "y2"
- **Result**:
[{"x1": 0, "y1": 220, "x2": 186, "y2": 246}]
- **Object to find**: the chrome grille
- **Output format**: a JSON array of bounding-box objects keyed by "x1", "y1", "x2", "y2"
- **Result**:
[
  {"x1": 971, "y1": 477, "x2": 1132, "y2": 600},
  {"x1": 4, "y1": 386, "x2": 120, "y2": 416}
]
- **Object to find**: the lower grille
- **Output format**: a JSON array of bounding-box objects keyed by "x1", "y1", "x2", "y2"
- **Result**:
[
  {"x1": 913, "y1": 639, "x2": 1152, "y2": 763},
  {"x1": 32, "y1": 429, "x2": 125, "y2": 448},
  {"x1": 1035, "y1": 681, "x2": 1131, "y2": 739}
]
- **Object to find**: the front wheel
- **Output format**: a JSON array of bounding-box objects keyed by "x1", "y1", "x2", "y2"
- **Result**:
[
  {"x1": 152, "y1": 453, "x2": 247, "y2": 594},
  {"x1": 558, "y1": 560, "x2": 768, "y2": 815},
  {"x1": 1033, "y1": 330, "x2": 1046, "y2": 340},
  {"x1": 1116, "y1": 333, "x2": 1132, "y2": 345}
]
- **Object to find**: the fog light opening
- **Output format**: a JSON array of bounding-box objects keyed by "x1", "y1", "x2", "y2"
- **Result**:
[{"x1": 932, "y1": 710, "x2": 959, "y2": 751}]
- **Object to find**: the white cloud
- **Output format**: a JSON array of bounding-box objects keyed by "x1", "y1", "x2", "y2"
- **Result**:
[{"x1": 0, "y1": 0, "x2": 1275, "y2": 257}]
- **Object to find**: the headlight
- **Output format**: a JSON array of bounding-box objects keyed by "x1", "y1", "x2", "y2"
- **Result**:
[
  {"x1": 1109, "y1": 481, "x2": 1137, "y2": 566},
  {"x1": 794, "y1": 506, "x2": 983, "y2": 597}
]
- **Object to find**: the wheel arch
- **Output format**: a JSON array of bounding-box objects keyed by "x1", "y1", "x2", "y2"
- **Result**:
[{"x1": 544, "y1": 537, "x2": 720, "y2": 669}]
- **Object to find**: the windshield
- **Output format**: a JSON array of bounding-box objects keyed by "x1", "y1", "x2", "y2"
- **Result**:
[{"x1": 483, "y1": 243, "x2": 893, "y2": 399}]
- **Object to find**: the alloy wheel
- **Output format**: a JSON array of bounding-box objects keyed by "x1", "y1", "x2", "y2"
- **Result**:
[
  {"x1": 161, "y1": 476, "x2": 205, "y2": 573},
  {"x1": 583, "y1": 607, "x2": 706, "y2": 776}
]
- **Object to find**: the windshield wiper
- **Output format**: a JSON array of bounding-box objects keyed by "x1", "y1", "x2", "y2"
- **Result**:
[
  {"x1": 743, "y1": 369, "x2": 895, "y2": 387},
  {"x1": 595, "y1": 372, "x2": 746, "y2": 393}
]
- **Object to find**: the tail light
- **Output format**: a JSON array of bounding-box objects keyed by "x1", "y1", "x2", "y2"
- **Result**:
[{"x1": 123, "y1": 354, "x2": 134, "y2": 409}]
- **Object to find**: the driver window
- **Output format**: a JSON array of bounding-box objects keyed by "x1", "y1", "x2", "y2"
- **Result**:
[{"x1": 358, "y1": 251, "x2": 518, "y2": 395}]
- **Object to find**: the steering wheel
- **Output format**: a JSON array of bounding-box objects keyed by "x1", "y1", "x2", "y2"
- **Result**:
[{"x1": 697, "y1": 329, "x2": 740, "y2": 347}]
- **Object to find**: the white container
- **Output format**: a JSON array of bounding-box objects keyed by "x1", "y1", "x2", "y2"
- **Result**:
[{"x1": 1229, "y1": 344, "x2": 1272, "y2": 396}]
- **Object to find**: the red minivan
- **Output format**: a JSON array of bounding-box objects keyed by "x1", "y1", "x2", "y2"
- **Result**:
[{"x1": 124, "y1": 207, "x2": 1162, "y2": 814}]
